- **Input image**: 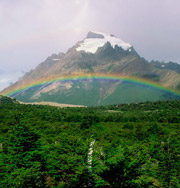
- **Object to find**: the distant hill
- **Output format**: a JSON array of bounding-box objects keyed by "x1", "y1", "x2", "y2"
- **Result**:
[
  {"x1": 0, "y1": 95, "x2": 19, "y2": 104},
  {"x1": 150, "y1": 60, "x2": 180, "y2": 73}
]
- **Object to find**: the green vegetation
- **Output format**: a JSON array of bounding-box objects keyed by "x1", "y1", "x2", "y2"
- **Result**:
[
  {"x1": 0, "y1": 97, "x2": 180, "y2": 187},
  {"x1": 15, "y1": 80, "x2": 179, "y2": 106},
  {"x1": 0, "y1": 95, "x2": 18, "y2": 104}
]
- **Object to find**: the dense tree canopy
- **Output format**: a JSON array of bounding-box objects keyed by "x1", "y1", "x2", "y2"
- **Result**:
[{"x1": 0, "y1": 99, "x2": 180, "y2": 187}]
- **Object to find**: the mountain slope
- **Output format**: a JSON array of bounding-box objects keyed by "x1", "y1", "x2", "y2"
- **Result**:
[
  {"x1": 151, "y1": 60, "x2": 180, "y2": 73},
  {"x1": 1, "y1": 31, "x2": 180, "y2": 105},
  {"x1": 0, "y1": 95, "x2": 19, "y2": 104}
]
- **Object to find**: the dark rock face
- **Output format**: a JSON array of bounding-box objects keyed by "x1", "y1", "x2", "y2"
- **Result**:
[
  {"x1": 46, "y1": 52, "x2": 65, "y2": 61},
  {"x1": 110, "y1": 34, "x2": 116, "y2": 37},
  {"x1": 151, "y1": 60, "x2": 180, "y2": 74},
  {"x1": 86, "y1": 31, "x2": 105, "y2": 39}
]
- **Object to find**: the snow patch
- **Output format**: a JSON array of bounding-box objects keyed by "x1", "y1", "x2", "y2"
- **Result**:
[
  {"x1": 76, "y1": 31, "x2": 132, "y2": 53},
  {"x1": 52, "y1": 58, "x2": 61, "y2": 61}
]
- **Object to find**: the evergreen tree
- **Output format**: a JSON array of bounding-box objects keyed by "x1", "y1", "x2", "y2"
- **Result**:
[{"x1": 0, "y1": 123, "x2": 45, "y2": 187}]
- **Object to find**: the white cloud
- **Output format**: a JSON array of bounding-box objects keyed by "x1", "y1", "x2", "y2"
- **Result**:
[
  {"x1": 0, "y1": 0, "x2": 180, "y2": 79},
  {"x1": 0, "y1": 71, "x2": 24, "y2": 91}
]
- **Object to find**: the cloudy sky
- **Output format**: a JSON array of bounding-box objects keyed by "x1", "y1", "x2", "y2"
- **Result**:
[{"x1": 0, "y1": 0, "x2": 180, "y2": 90}]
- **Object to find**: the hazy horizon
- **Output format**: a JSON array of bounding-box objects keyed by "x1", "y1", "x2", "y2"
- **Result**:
[{"x1": 1, "y1": 0, "x2": 180, "y2": 91}]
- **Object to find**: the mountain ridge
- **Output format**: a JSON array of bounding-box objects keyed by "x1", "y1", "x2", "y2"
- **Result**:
[{"x1": 1, "y1": 31, "x2": 180, "y2": 105}]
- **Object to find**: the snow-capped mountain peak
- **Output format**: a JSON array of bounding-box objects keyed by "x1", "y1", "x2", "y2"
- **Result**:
[{"x1": 76, "y1": 31, "x2": 132, "y2": 53}]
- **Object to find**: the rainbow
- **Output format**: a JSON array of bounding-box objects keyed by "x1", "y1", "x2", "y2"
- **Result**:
[{"x1": 3, "y1": 73, "x2": 180, "y2": 98}]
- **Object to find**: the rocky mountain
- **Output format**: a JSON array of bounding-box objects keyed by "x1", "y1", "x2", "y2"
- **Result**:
[
  {"x1": 151, "y1": 60, "x2": 180, "y2": 74},
  {"x1": 1, "y1": 31, "x2": 180, "y2": 105}
]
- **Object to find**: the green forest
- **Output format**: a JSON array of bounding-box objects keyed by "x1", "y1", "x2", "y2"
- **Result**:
[{"x1": 0, "y1": 96, "x2": 180, "y2": 187}]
